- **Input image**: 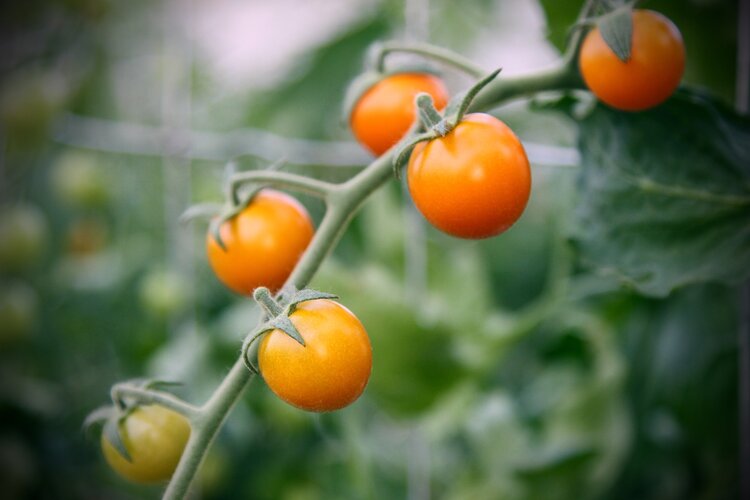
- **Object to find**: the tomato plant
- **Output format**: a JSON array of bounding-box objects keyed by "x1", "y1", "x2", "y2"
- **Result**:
[
  {"x1": 351, "y1": 72, "x2": 449, "y2": 156},
  {"x1": 407, "y1": 113, "x2": 531, "y2": 239},
  {"x1": 206, "y1": 190, "x2": 314, "y2": 295},
  {"x1": 579, "y1": 9, "x2": 685, "y2": 111},
  {"x1": 100, "y1": 405, "x2": 191, "y2": 484},
  {"x1": 258, "y1": 299, "x2": 372, "y2": 412}
]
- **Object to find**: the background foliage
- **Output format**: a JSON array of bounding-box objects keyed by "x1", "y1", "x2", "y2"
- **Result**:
[{"x1": 0, "y1": 0, "x2": 742, "y2": 498}]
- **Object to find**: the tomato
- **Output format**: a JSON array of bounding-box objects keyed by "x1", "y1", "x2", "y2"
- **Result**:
[
  {"x1": 0, "y1": 204, "x2": 47, "y2": 273},
  {"x1": 407, "y1": 113, "x2": 531, "y2": 239},
  {"x1": 139, "y1": 269, "x2": 191, "y2": 318},
  {"x1": 0, "y1": 282, "x2": 37, "y2": 346},
  {"x1": 51, "y1": 150, "x2": 110, "y2": 209},
  {"x1": 66, "y1": 215, "x2": 109, "y2": 256},
  {"x1": 351, "y1": 73, "x2": 449, "y2": 156},
  {"x1": 258, "y1": 299, "x2": 372, "y2": 412},
  {"x1": 206, "y1": 190, "x2": 314, "y2": 295},
  {"x1": 579, "y1": 9, "x2": 685, "y2": 111},
  {"x1": 100, "y1": 405, "x2": 191, "y2": 484}
]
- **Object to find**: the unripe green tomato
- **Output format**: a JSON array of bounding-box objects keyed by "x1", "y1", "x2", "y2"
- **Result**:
[
  {"x1": 0, "y1": 282, "x2": 37, "y2": 346},
  {"x1": 138, "y1": 269, "x2": 191, "y2": 318},
  {"x1": 0, "y1": 205, "x2": 48, "y2": 273},
  {"x1": 101, "y1": 405, "x2": 191, "y2": 484},
  {"x1": 51, "y1": 151, "x2": 110, "y2": 209}
]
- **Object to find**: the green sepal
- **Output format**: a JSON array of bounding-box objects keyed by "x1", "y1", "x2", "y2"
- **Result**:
[
  {"x1": 141, "y1": 379, "x2": 182, "y2": 391},
  {"x1": 82, "y1": 405, "x2": 115, "y2": 436},
  {"x1": 285, "y1": 288, "x2": 338, "y2": 312},
  {"x1": 103, "y1": 414, "x2": 132, "y2": 462},
  {"x1": 179, "y1": 203, "x2": 223, "y2": 224},
  {"x1": 597, "y1": 6, "x2": 633, "y2": 62},
  {"x1": 392, "y1": 132, "x2": 438, "y2": 179},
  {"x1": 270, "y1": 314, "x2": 306, "y2": 347}
]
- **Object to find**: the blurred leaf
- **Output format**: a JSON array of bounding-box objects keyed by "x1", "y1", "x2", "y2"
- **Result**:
[{"x1": 572, "y1": 89, "x2": 750, "y2": 297}]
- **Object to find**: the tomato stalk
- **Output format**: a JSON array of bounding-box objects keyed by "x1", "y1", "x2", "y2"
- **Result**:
[
  {"x1": 111, "y1": 384, "x2": 200, "y2": 420},
  {"x1": 145, "y1": 10, "x2": 593, "y2": 496},
  {"x1": 369, "y1": 41, "x2": 486, "y2": 78}
]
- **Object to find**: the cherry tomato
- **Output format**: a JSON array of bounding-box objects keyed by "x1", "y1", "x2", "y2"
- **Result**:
[
  {"x1": 51, "y1": 151, "x2": 110, "y2": 209},
  {"x1": 407, "y1": 113, "x2": 531, "y2": 239},
  {"x1": 0, "y1": 282, "x2": 37, "y2": 346},
  {"x1": 0, "y1": 204, "x2": 47, "y2": 273},
  {"x1": 100, "y1": 405, "x2": 191, "y2": 484},
  {"x1": 258, "y1": 299, "x2": 372, "y2": 412},
  {"x1": 206, "y1": 190, "x2": 314, "y2": 295},
  {"x1": 351, "y1": 73, "x2": 449, "y2": 156},
  {"x1": 579, "y1": 9, "x2": 685, "y2": 111}
]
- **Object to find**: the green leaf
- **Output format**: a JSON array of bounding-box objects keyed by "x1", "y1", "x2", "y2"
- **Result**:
[
  {"x1": 103, "y1": 416, "x2": 132, "y2": 462},
  {"x1": 572, "y1": 90, "x2": 750, "y2": 297},
  {"x1": 271, "y1": 315, "x2": 305, "y2": 346},
  {"x1": 597, "y1": 7, "x2": 633, "y2": 62}
]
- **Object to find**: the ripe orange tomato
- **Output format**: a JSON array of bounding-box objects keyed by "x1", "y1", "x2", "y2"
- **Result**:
[
  {"x1": 101, "y1": 405, "x2": 191, "y2": 484},
  {"x1": 351, "y1": 73, "x2": 449, "y2": 156},
  {"x1": 258, "y1": 299, "x2": 372, "y2": 412},
  {"x1": 206, "y1": 190, "x2": 314, "y2": 295},
  {"x1": 407, "y1": 113, "x2": 531, "y2": 239},
  {"x1": 579, "y1": 9, "x2": 685, "y2": 111}
]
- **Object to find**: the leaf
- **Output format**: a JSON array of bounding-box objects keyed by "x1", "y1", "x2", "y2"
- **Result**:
[
  {"x1": 571, "y1": 89, "x2": 750, "y2": 297},
  {"x1": 597, "y1": 7, "x2": 633, "y2": 62},
  {"x1": 270, "y1": 315, "x2": 305, "y2": 346},
  {"x1": 103, "y1": 416, "x2": 132, "y2": 462}
]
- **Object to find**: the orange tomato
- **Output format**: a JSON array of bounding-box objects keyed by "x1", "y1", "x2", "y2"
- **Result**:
[
  {"x1": 258, "y1": 299, "x2": 372, "y2": 412},
  {"x1": 351, "y1": 73, "x2": 449, "y2": 156},
  {"x1": 101, "y1": 405, "x2": 191, "y2": 484},
  {"x1": 579, "y1": 9, "x2": 685, "y2": 111},
  {"x1": 407, "y1": 113, "x2": 531, "y2": 239},
  {"x1": 206, "y1": 190, "x2": 314, "y2": 295}
]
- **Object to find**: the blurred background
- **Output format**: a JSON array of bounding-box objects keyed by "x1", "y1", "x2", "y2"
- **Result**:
[{"x1": 0, "y1": 0, "x2": 741, "y2": 498}]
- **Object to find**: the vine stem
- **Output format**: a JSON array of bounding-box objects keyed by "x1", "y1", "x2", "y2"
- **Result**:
[
  {"x1": 372, "y1": 41, "x2": 486, "y2": 78},
  {"x1": 112, "y1": 385, "x2": 201, "y2": 420},
  {"x1": 159, "y1": 36, "x2": 584, "y2": 500}
]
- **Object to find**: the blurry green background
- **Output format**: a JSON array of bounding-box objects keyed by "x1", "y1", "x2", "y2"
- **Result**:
[{"x1": 0, "y1": 0, "x2": 742, "y2": 498}]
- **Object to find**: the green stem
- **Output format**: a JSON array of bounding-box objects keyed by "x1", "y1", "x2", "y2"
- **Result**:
[
  {"x1": 229, "y1": 170, "x2": 336, "y2": 203},
  {"x1": 112, "y1": 386, "x2": 201, "y2": 420},
  {"x1": 163, "y1": 359, "x2": 253, "y2": 500},
  {"x1": 373, "y1": 41, "x2": 485, "y2": 78},
  {"x1": 160, "y1": 32, "x2": 593, "y2": 499},
  {"x1": 253, "y1": 287, "x2": 284, "y2": 316}
]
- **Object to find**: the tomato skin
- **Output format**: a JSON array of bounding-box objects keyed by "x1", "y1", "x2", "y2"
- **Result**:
[
  {"x1": 351, "y1": 73, "x2": 449, "y2": 156},
  {"x1": 407, "y1": 113, "x2": 531, "y2": 239},
  {"x1": 258, "y1": 299, "x2": 372, "y2": 412},
  {"x1": 206, "y1": 190, "x2": 314, "y2": 295},
  {"x1": 100, "y1": 405, "x2": 191, "y2": 484},
  {"x1": 579, "y1": 9, "x2": 685, "y2": 111}
]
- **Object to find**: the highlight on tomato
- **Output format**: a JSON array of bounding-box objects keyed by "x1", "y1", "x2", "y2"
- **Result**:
[
  {"x1": 578, "y1": 9, "x2": 685, "y2": 111},
  {"x1": 100, "y1": 405, "x2": 191, "y2": 484},
  {"x1": 258, "y1": 299, "x2": 372, "y2": 412},
  {"x1": 351, "y1": 72, "x2": 449, "y2": 156},
  {"x1": 407, "y1": 113, "x2": 531, "y2": 239},
  {"x1": 206, "y1": 190, "x2": 314, "y2": 295}
]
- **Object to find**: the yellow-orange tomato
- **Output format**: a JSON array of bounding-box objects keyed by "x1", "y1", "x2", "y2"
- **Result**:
[
  {"x1": 206, "y1": 190, "x2": 314, "y2": 295},
  {"x1": 101, "y1": 405, "x2": 191, "y2": 484},
  {"x1": 579, "y1": 9, "x2": 685, "y2": 111},
  {"x1": 259, "y1": 299, "x2": 372, "y2": 412},
  {"x1": 407, "y1": 113, "x2": 531, "y2": 239},
  {"x1": 351, "y1": 73, "x2": 449, "y2": 156}
]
